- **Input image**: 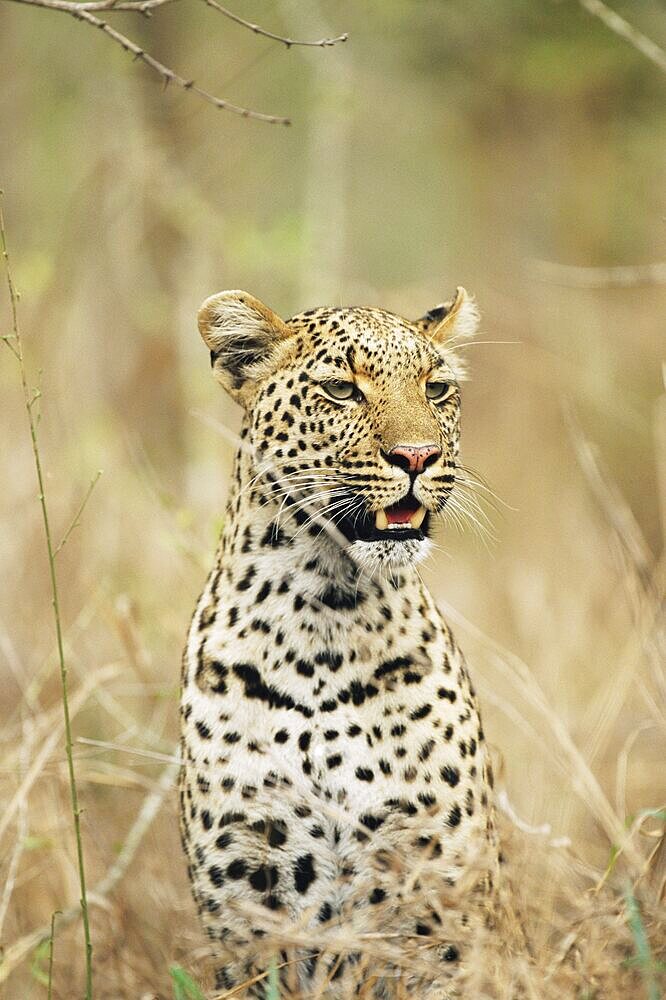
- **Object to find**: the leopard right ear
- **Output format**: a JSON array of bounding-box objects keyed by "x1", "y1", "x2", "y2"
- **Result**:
[{"x1": 198, "y1": 290, "x2": 292, "y2": 401}]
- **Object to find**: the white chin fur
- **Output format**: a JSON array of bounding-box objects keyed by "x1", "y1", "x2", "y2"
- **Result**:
[{"x1": 349, "y1": 537, "x2": 432, "y2": 570}]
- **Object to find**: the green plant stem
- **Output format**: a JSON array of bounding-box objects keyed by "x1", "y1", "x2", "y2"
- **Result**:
[
  {"x1": 0, "y1": 193, "x2": 94, "y2": 999},
  {"x1": 47, "y1": 910, "x2": 61, "y2": 1000}
]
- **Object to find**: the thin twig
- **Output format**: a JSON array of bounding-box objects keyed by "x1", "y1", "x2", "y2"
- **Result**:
[
  {"x1": 54, "y1": 470, "x2": 103, "y2": 557},
  {"x1": 77, "y1": 735, "x2": 182, "y2": 766},
  {"x1": 23, "y1": 0, "x2": 180, "y2": 10},
  {"x1": 577, "y1": 0, "x2": 666, "y2": 76},
  {"x1": 4, "y1": 0, "x2": 291, "y2": 124},
  {"x1": 1, "y1": 192, "x2": 94, "y2": 1000},
  {"x1": 59, "y1": 0, "x2": 179, "y2": 10},
  {"x1": 201, "y1": 0, "x2": 347, "y2": 48},
  {"x1": 47, "y1": 910, "x2": 61, "y2": 1000}
]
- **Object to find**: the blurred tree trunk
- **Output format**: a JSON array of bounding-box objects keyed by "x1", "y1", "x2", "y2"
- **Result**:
[{"x1": 279, "y1": 1, "x2": 354, "y2": 306}]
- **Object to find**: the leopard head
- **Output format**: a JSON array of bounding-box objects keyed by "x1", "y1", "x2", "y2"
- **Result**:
[{"x1": 198, "y1": 288, "x2": 479, "y2": 568}]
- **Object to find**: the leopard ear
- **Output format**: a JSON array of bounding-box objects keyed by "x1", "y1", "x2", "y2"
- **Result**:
[
  {"x1": 198, "y1": 290, "x2": 292, "y2": 400},
  {"x1": 416, "y1": 287, "x2": 480, "y2": 343}
]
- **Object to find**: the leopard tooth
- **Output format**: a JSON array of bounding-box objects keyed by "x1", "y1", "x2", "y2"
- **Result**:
[
  {"x1": 375, "y1": 509, "x2": 389, "y2": 531},
  {"x1": 409, "y1": 505, "x2": 427, "y2": 530}
]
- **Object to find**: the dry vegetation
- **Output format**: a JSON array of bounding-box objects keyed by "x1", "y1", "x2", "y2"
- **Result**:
[{"x1": 1, "y1": 0, "x2": 665, "y2": 997}]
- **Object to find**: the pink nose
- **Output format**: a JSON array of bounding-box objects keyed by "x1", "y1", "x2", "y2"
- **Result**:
[{"x1": 385, "y1": 444, "x2": 442, "y2": 475}]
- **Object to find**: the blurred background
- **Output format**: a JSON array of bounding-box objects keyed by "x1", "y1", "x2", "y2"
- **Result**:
[{"x1": 1, "y1": 0, "x2": 665, "y2": 995}]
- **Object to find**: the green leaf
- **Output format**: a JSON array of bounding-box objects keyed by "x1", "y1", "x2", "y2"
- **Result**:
[
  {"x1": 30, "y1": 940, "x2": 51, "y2": 987},
  {"x1": 169, "y1": 964, "x2": 206, "y2": 1000},
  {"x1": 265, "y1": 957, "x2": 280, "y2": 1000},
  {"x1": 624, "y1": 886, "x2": 661, "y2": 1000}
]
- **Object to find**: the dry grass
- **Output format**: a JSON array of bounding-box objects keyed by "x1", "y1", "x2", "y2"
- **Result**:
[
  {"x1": 1, "y1": 229, "x2": 664, "y2": 996},
  {"x1": 1, "y1": 2, "x2": 666, "y2": 996}
]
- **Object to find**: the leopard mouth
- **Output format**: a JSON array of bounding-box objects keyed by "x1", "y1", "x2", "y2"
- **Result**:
[
  {"x1": 375, "y1": 498, "x2": 426, "y2": 532},
  {"x1": 336, "y1": 495, "x2": 431, "y2": 544}
]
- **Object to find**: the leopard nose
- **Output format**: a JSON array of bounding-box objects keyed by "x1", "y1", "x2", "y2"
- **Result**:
[{"x1": 383, "y1": 444, "x2": 442, "y2": 475}]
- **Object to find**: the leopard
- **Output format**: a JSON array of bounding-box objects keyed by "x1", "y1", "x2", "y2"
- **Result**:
[{"x1": 179, "y1": 287, "x2": 499, "y2": 998}]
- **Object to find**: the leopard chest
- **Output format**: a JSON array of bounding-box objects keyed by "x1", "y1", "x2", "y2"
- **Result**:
[{"x1": 183, "y1": 579, "x2": 488, "y2": 850}]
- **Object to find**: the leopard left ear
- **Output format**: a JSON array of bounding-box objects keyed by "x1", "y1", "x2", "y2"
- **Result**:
[{"x1": 416, "y1": 287, "x2": 480, "y2": 343}]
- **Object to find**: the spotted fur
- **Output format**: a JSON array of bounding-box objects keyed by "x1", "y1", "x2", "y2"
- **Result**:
[{"x1": 180, "y1": 289, "x2": 498, "y2": 996}]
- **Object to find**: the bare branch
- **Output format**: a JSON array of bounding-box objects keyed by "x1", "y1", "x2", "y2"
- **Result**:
[
  {"x1": 29, "y1": 0, "x2": 180, "y2": 11},
  {"x1": 4, "y1": 0, "x2": 292, "y2": 123},
  {"x1": 54, "y1": 470, "x2": 103, "y2": 558},
  {"x1": 578, "y1": 0, "x2": 666, "y2": 76},
  {"x1": 201, "y1": 0, "x2": 348, "y2": 49},
  {"x1": 528, "y1": 257, "x2": 666, "y2": 288}
]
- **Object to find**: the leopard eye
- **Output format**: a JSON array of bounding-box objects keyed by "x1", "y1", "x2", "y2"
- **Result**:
[
  {"x1": 425, "y1": 381, "x2": 454, "y2": 403},
  {"x1": 321, "y1": 380, "x2": 363, "y2": 402}
]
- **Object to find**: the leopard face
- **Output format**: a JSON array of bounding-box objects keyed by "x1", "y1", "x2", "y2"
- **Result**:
[{"x1": 198, "y1": 288, "x2": 480, "y2": 568}]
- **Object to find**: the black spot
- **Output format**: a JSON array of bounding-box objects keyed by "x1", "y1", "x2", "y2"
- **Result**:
[
  {"x1": 419, "y1": 739, "x2": 436, "y2": 762},
  {"x1": 448, "y1": 804, "x2": 462, "y2": 827},
  {"x1": 443, "y1": 945, "x2": 460, "y2": 962},
  {"x1": 326, "y1": 753, "x2": 342, "y2": 769},
  {"x1": 274, "y1": 729, "x2": 289, "y2": 744},
  {"x1": 315, "y1": 650, "x2": 343, "y2": 672},
  {"x1": 195, "y1": 720, "x2": 212, "y2": 740},
  {"x1": 410, "y1": 704, "x2": 432, "y2": 721},
  {"x1": 319, "y1": 584, "x2": 359, "y2": 611},
  {"x1": 299, "y1": 731, "x2": 311, "y2": 751},
  {"x1": 215, "y1": 832, "x2": 233, "y2": 850},
  {"x1": 296, "y1": 659, "x2": 315, "y2": 678},
  {"x1": 256, "y1": 580, "x2": 272, "y2": 603},
  {"x1": 369, "y1": 887, "x2": 386, "y2": 904},
  {"x1": 416, "y1": 923, "x2": 432, "y2": 936},
  {"x1": 236, "y1": 565, "x2": 256, "y2": 592},
  {"x1": 232, "y1": 663, "x2": 314, "y2": 718},
  {"x1": 267, "y1": 820, "x2": 288, "y2": 848},
  {"x1": 440, "y1": 765, "x2": 460, "y2": 787},
  {"x1": 209, "y1": 865, "x2": 224, "y2": 887},
  {"x1": 318, "y1": 902, "x2": 333, "y2": 923},
  {"x1": 294, "y1": 854, "x2": 316, "y2": 893},
  {"x1": 355, "y1": 767, "x2": 374, "y2": 782},
  {"x1": 360, "y1": 813, "x2": 384, "y2": 831},
  {"x1": 249, "y1": 865, "x2": 279, "y2": 893},
  {"x1": 201, "y1": 810, "x2": 213, "y2": 831},
  {"x1": 438, "y1": 686, "x2": 457, "y2": 702},
  {"x1": 250, "y1": 618, "x2": 271, "y2": 634},
  {"x1": 219, "y1": 810, "x2": 245, "y2": 827},
  {"x1": 374, "y1": 656, "x2": 413, "y2": 680},
  {"x1": 226, "y1": 859, "x2": 247, "y2": 879},
  {"x1": 261, "y1": 523, "x2": 288, "y2": 548}
]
